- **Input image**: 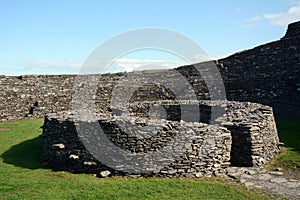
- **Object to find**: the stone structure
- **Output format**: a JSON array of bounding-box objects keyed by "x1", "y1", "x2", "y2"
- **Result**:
[
  {"x1": 284, "y1": 21, "x2": 300, "y2": 39},
  {"x1": 41, "y1": 100, "x2": 279, "y2": 177},
  {"x1": 216, "y1": 21, "x2": 300, "y2": 117},
  {"x1": 0, "y1": 73, "x2": 123, "y2": 121},
  {"x1": 0, "y1": 21, "x2": 299, "y2": 121},
  {"x1": 1, "y1": 21, "x2": 299, "y2": 177}
]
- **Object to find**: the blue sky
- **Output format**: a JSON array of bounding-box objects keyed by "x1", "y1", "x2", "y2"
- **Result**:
[{"x1": 1, "y1": 0, "x2": 300, "y2": 75}]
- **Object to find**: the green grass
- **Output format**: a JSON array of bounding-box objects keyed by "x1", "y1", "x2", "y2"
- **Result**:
[
  {"x1": 1, "y1": 118, "x2": 298, "y2": 199},
  {"x1": 274, "y1": 118, "x2": 300, "y2": 168}
]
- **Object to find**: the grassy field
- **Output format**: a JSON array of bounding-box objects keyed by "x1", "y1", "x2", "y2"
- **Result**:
[
  {"x1": 273, "y1": 118, "x2": 300, "y2": 169},
  {"x1": 0, "y1": 118, "x2": 299, "y2": 199}
]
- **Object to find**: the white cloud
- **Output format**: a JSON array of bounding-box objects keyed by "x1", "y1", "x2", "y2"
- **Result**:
[
  {"x1": 244, "y1": 16, "x2": 262, "y2": 28},
  {"x1": 263, "y1": 1, "x2": 300, "y2": 26},
  {"x1": 191, "y1": 54, "x2": 211, "y2": 62},
  {"x1": 18, "y1": 51, "x2": 216, "y2": 75},
  {"x1": 0, "y1": 66, "x2": 25, "y2": 76},
  {"x1": 111, "y1": 58, "x2": 189, "y2": 72},
  {"x1": 245, "y1": 16, "x2": 262, "y2": 22},
  {"x1": 20, "y1": 58, "x2": 191, "y2": 74},
  {"x1": 244, "y1": 1, "x2": 300, "y2": 27},
  {"x1": 23, "y1": 59, "x2": 82, "y2": 74}
]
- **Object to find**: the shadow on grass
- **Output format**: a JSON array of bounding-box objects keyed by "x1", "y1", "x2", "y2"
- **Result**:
[
  {"x1": 1, "y1": 137, "x2": 52, "y2": 170},
  {"x1": 276, "y1": 118, "x2": 300, "y2": 154}
]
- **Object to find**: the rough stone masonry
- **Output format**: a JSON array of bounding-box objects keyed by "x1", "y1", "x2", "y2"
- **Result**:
[
  {"x1": 0, "y1": 21, "x2": 299, "y2": 122},
  {"x1": 1, "y1": 21, "x2": 299, "y2": 177},
  {"x1": 41, "y1": 100, "x2": 279, "y2": 177}
]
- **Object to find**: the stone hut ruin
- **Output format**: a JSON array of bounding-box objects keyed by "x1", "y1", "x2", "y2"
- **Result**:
[{"x1": 41, "y1": 100, "x2": 279, "y2": 177}]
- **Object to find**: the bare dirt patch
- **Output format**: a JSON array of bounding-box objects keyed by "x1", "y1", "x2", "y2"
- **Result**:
[{"x1": 0, "y1": 128, "x2": 10, "y2": 131}]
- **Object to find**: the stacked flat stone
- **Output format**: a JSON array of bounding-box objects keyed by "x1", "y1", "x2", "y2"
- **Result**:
[
  {"x1": 40, "y1": 100, "x2": 279, "y2": 177},
  {"x1": 1, "y1": 20, "x2": 300, "y2": 122}
]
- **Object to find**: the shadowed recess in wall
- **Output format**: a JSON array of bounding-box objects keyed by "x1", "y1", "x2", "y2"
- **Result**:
[{"x1": 1, "y1": 137, "x2": 51, "y2": 170}]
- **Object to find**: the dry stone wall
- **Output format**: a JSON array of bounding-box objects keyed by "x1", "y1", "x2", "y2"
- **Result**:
[
  {"x1": 126, "y1": 100, "x2": 280, "y2": 167},
  {"x1": 0, "y1": 74, "x2": 123, "y2": 121},
  {"x1": 218, "y1": 21, "x2": 300, "y2": 117},
  {"x1": 0, "y1": 75, "x2": 75, "y2": 121},
  {"x1": 1, "y1": 21, "x2": 295, "y2": 178},
  {"x1": 40, "y1": 100, "x2": 279, "y2": 177},
  {"x1": 0, "y1": 21, "x2": 299, "y2": 121}
]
